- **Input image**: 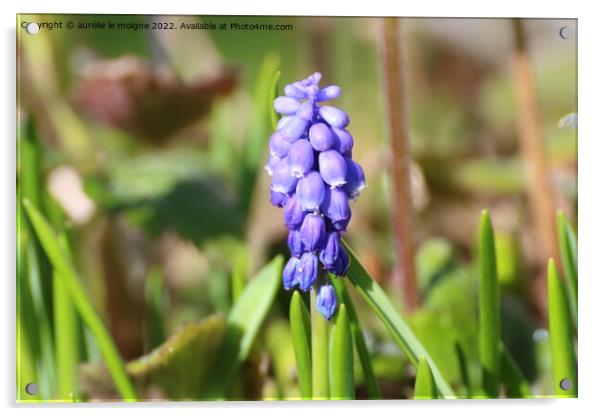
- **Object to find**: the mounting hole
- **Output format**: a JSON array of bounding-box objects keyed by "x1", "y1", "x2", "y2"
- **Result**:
[
  {"x1": 559, "y1": 378, "x2": 573, "y2": 391},
  {"x1": 25, "y1": 383, "x2": 38, "y2": 395},
  {"x1": 25, "y1": 22, "x2": 40, "y2": 35}
]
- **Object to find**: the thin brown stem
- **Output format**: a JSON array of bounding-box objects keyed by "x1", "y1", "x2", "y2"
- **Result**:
[
  {"x1": 379, "y1": 18, "x2": 419, "y2": 311},
  {"x1": 512, "y1": 19, "x2": 559, "y2": 317}
]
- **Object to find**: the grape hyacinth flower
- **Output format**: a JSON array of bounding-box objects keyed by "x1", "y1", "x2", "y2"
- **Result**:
[{"x1": 266, "y1": 72, "x2": 366, "y2": 320}]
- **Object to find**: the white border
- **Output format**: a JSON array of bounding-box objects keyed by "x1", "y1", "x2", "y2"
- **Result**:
[{"x1": 3, "y1": 1, "x2": 601, "y2": 415}]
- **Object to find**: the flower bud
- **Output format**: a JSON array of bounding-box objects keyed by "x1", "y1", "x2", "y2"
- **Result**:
[
  {"x1": 333, "y1": 246, "x2": 350, "y2": 277},
  {"x1": 297, "y1": 252, "x2": 318, "y2": 291},
  {"x1": 284, "y1": 195, "x2": 307, "y2": 230},
  {"x1": 344, "y1": 157, "x2": 366, "y2": 199},
  {"x1": 319, "y1": 150, "x2": 347, "y2": 188},
  {"x1": 296, "y1": 101, "x2": 314, "y2": 121},
  {"x1": 319, "y1": 232, "x2": 341, "y2": 270},
  {"x1": 300, "y1": 213, "x2": 326, "y2": 252},
  {"x1": 281, "y1": 116, "x2": 308, "y2": 143},
  {"x1": 269, "y1": 130, "x2": 291, "y2": 158},
  {"x1": 271, "y1": 157, "x2": 298, "y2": 195},
  {"x1": 270, "y1": 190, "x2": 289, "y2": 208},
  {"x1": 296, "y1": 171, "x2": 325, "y2": 211},
  {"x1": 321, "y1": 187, "x2": 351, "y2": 227},
  {"x1": 316, "y1": 285, "x2": 337, "y2": 320},
  {"x1": 265, "y1": 154, "x2": 281, "y2": 176},
  {"x1": 284, "y1": 83, "x2": 307, "y2": 99},
  {"x1": 277, "y1": 115, "x2": 293, "y2": 130},
  {"x1": 319, "y1": 106, "x2": 349, "y2": 128},
  {"x1": 287, "y1": 230, "x2": 304, "y2": 257},
  {"x1": 288, "y1": 139, "x2": 314, "y2": 178},
  {"x1": 282, "y1": 256, "x2": 300, "y2": 290},
  {"x1": 274, "y1": 96, "x2": 301, "y2": 115},
  {"x1": 309, "y1": 122, "x2": 335, "y2": 152},
  {"x1": 317, "y1": 85, "x2": 341, "y2": 102},
  {"x1": 332, "y1": 127, "x2": 353, "y2": 157}
]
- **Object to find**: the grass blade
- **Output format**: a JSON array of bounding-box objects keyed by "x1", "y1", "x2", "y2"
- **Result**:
[
  {"x1": 329, "y1": 304, "x2": 354, "y2": 400},
  {"x1": 25, "y1": 241, "x2": 55, "y2": 399},
  {"x1": 203, "y1": 255, "x2": 284, "y2": 399},
  {"x1": 414, "y1": 358, "x2": 437, "y2": 399},
  {"x1": 311, "y1": 289, "x2": 330, "y2": 399},
  {"x1": 330, "y1": 276, "x2": 381, "y2": 398},
  {"x1": 547, "y1": 259, "x2": 577, "y2": 397},
  {"x1": 144, "y1": 267, "x2": 168, "y2": 350},
  {"x1": 501, "y1": 343, "x2": 532, "y2": 398},
  {"x1": 289, "y1": 291, "x2": 312, "y2": 399},
  {"x1": 342, "y1": 240, "x2": 455, "y2": 398},
  {"x1": 23, "y1": 200, "x2": 137, "y2": 401},
  {"x1": 239, "y1": 53, "x2": 280, "y2": 215},
  {"x1": 556, "y1": 210, "x2": 577, "y2": 323},
  {"x1": 478, "y1": 210, "x2": 501, "y2": 397}
]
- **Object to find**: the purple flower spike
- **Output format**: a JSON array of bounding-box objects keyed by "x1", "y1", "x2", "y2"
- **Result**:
[
  {"x1": 300, "y1": 213, "x2": 326, "y2": 252},
  {"x1": 296, "y1": 171, "x2": 325, "y2": 211},
  {"x1": 289, "y1": 139, "x2": 314, "y2": 178},
  {"x1": 333, "y1": 246, "x2": 350, "y2": 277},
  {"x1": 271, "y1": 157, "x2": 298, "y2": 195},
  {"x1": 332, "y1": 127, "x2": 353, "y2": 157},
  {"x1": 319, "y1": 232, "x2": 341, "y2": 270},
  {"x1": 309, "y1": 123, "x2": 335, "y2": 152},
  {"x1": 297, "y1": 252, "x2": 318, "y2": 291},
  {"x1": 319, "y1": 150, "x2": 348, "y2": 188},
  {"x1": 319, "y1": 106, "x2": 349, "y2": 128},
  {"x1": 344, "y1": 158, "x2": 366, "y2": 199},
  {"x1": 269, "y1": 131, "x2": 291, "y2": 158},
  {"x1": 266, "y1": 73, "x2": 366, "y2": 319},
  {"x1": 285, "y1": 83, "x2": 307, "y2": 99},
  {"x1": 281, "y1": 116, "x2": 308, "y2": 143},
  {"x1": 284, "y1": 195, "x2": 307, "y2": 230},
  {"x1": 316, "y1": 285, "x2": 337, "y2": 320},
  {"x1": 282, "y1": 256, "x2": 300, "y2": 290},
  {"x1": 274, "y1": 96, "x2": 301, "y2": 115},
  {"x1": 317, "y1": 85, "x2": 341, "y2": 102},
  {"x1": 287, "y1": 229, "x2": 304, "y2": 257},
  {"x1": 270, "y1": 190, "x2": 289, "y2": 208},
  {"x1": 321, "y1": 187, "x2": 351, "y2": 226}
]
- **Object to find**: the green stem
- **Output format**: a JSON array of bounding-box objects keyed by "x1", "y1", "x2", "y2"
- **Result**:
[{"x1": 311, "y1": 289, "x2": 330, "y2": 399}]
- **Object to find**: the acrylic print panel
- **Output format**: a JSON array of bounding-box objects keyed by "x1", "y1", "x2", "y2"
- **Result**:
[{"x1": 16, "y1": 14, "x2": 577, "y2": 402}]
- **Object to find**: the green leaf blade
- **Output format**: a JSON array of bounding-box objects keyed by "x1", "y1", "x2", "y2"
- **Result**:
[
  {"x1": 414, "y1": 358, "x2": 437, "y2": 399},
  {"x1": 556, "y1": 210, "x2": 578, "y2": 323},
  {"x1": 23, "y1": 200, "x2": 138, "y2": 401},
  {"x1": 289, "y1": 291, "x2": 312, "y2": 399},
  {"x1": 342, "y1": 240, "x2": 455, "y2": 398},
  {"x1": 329, "y1": 304, "x2": 354, "y2": 400},
  {"x1": 548, "y1": 259, "x2": 577, "y2": 397},
  {"x1": 330, "y1": 276, "x2": 381, "y2": 399},
  {"x1": 500, "y1": 343, "x2": 532, "y2": 398},
  {"x1": 478, "y1": 210, "x2": 501, "y2": 397},
  {"x1": 311, "y1": 290, "x2": 330, "y2": 399},
  {"x1": 203, "y1": 255, "x2": 284, "y2": 399}
]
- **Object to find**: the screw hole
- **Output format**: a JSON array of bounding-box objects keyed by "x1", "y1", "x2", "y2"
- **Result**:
[
  {"x1": 25, "y1": 22, "x2": 40, "y2": 35},
  {"x1": 25, "y1": 383, "x2": 38, "y2": 396},
  {"x1": 559, "y1": 378, "x2": 573, "y2": 391}
]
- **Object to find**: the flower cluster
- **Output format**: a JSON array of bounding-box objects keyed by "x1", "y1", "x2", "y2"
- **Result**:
[{"x1": 265, "y1": 72, "x2": 366, "y2": 320}]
